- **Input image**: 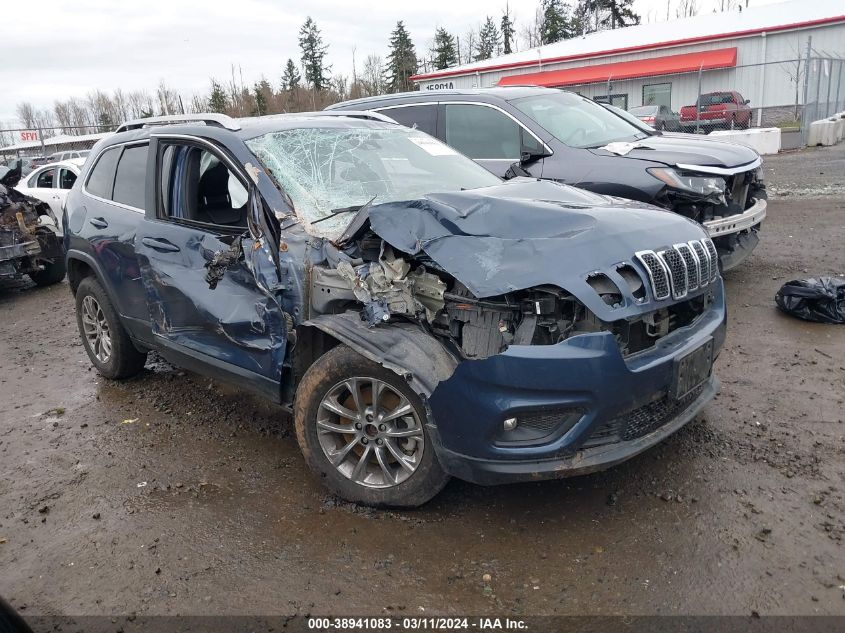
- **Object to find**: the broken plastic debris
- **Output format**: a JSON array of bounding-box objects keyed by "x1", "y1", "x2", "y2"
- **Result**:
[
  {"x1": 137, "y1": 481, "x2": 147, "y2": 488},
  {"x1": 121, "y1": 418, "x2": 139, "y2": 425}
]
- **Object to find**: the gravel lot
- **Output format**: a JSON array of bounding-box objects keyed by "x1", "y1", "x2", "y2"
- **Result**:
[{"x1": 1, "y1": 143, "x2": 843, "y2": 618}]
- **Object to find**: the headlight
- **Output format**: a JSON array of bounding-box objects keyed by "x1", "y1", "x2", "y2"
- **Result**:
[{"x1": 648, "y1": 167, "x2": 725, "y2": 197}]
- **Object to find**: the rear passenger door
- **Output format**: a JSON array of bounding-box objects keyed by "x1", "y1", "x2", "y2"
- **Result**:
[
  {"x1": 442, "y1": 103, "x2": 546, "y2": 178},
  {"x1": 135, "y1": 135, "x2": 288, "y2": 401},
  {"x1": 78, "y1": 143, "x2": 151, "y2": 335}
]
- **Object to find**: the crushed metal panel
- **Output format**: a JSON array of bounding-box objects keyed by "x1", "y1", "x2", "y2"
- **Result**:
[
  {"x1": 304, "y1": 312, "x2": 459, "y2": 396},
  {"x1": 366, "y1": 178, "x2": 708, "y2": 321}
]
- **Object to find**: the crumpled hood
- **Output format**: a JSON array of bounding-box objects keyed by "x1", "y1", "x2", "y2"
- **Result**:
[
  {"x1": 592, "y1": 134, "x2": 760, "y2": 169},
  {"x1": 368, "y1": 179, "x2": 710, "y2": 319}
]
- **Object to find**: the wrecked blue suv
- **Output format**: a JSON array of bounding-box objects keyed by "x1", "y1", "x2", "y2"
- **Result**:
[{"x1": 64, "y1": 112, "x2": 726, "y2": 507}]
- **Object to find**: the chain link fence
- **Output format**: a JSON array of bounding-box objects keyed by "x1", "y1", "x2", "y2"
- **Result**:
[
  {"x1": 0, "y1": 124, "x2": 113, "y2": 158},
  {"x1": 801, "y1": 51, "x2": 845, "y2": 146},
  {"x1": 565, "y1": 43, "x2": 844, "y2": 148}
]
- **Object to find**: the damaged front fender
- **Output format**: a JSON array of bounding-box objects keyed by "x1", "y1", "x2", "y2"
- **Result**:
[{"x1": 303, "y1": 312, "x2": 459, "y2": 397}]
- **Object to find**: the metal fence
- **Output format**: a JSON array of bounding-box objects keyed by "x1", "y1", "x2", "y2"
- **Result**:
[
  {"x1": 801, "y1": 50, "x2": 845, "y2": 146},
  {"x1": 566, "y1": 44, "x2": 844, "y2": 148},
  {"x1": 0, "y1": 124, "x2": 113, "y2": 157}
]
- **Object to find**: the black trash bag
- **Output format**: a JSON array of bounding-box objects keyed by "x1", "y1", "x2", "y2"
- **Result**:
[{"x1": 775, "y1": 277, "x2": 845, "y2": 324}]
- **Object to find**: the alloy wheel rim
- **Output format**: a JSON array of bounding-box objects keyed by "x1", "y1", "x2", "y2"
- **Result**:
[
  {"x1": 316, "y1": 377, "x2": 424, "y2": 489},
  {"x1": 81, "y1": 295, "x2": 112, "y2": 363}
]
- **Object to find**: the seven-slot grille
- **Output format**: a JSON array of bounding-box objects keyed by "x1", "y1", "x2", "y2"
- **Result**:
[{"x1": 635, "y1": 239, "x2": 718, "y2": 301}]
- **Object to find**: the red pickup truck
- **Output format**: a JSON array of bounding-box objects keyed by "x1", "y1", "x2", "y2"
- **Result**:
[{"x1": 680, "y1": 91, "x2": 752, "y2": 130}]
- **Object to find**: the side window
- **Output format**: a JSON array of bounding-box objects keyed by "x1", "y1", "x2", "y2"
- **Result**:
[
  {"x1": 113, "y1": 145, "x2": 149, "y2": 209},
  {"x1": 377, "y1": 105, "x2": 437, "y2": 137},
  {"x1": 36, "y1": 168, "x2": 56, "y2": 189},
  {"x1": 444, "y1": 104, "x2": 521, "y2": 159},
  {"x1": 59, "y1": 168, "x2": 77, "y2": 190},
  {"x1": 86, "y1": 147, "x2": 121, "y2": 199},
  {"x1": 159, "y1": 143, "x2": 248, "y2": 228}
]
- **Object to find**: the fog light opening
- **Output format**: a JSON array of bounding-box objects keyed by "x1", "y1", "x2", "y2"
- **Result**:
[{"x1": 503, "y1": 417, "x2": 518, "y2": 431}]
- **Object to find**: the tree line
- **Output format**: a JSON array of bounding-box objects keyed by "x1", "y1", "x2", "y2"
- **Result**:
[{"x1": 7, "y1": 0, "x2": 732, "y2": 145}]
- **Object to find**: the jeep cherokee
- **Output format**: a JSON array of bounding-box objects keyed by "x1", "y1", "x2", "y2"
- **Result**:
[{"x1": 64, "y1": 112, "x2": 726, "y2": 507}]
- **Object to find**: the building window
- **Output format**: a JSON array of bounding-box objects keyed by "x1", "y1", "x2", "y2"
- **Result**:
[
  {"x1": 643, "y1": 83, "x2": 672, "y2": 109},
  {"x1": 594, "y1": 93, "x2": 628, "y2": 110}
]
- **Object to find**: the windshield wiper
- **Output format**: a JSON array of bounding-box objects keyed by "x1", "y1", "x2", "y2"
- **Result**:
[{"x1": 311, "y1": 195, "x2": 377, "y2": 225}]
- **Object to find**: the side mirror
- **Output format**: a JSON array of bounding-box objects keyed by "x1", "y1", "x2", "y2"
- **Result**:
[
  {"x1": 744, "y1": 99, "x2": 751, "y2": 105},
  {"x1": 519, "y1": 146, "x2": 552, "y2": 165}
]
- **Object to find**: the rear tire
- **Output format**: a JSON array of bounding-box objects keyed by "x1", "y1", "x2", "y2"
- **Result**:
[
  {"x1": 75, "y1": 276, "x2": 147, "y2": 379},
  {"x1": 29, "y1": 257, "x2": 66, "y2": 286},
  {"x1": 294, "y1": 345, "x2": 450, "y2": 508}
]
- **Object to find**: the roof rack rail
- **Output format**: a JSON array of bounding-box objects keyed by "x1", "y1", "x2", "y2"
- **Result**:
[
  {"x1": 307, "y1": 110, "x2": 398, "y2": 125},
  {"x1": 115, "y1": 113, "x2": 241, "y2": 134}
]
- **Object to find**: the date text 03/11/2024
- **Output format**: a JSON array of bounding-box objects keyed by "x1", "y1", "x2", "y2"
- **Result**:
[{"x1": 307, "y1": 617, "x2": 529, "y2": 630}]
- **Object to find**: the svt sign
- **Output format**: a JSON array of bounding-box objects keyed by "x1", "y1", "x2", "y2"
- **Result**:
[{"x1": 18, "y1": 130, "x2": 40, "y2": 143}]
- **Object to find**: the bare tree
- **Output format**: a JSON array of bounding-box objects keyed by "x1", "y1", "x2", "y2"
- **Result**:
[
  {"x1": 156, "y1": 80, "x2": 180, "y2": 116},
  {"x1": 676, "y1": 0, "x2": 699, "y2": 18},
  {"x1": 16, "y1": 102, "x2": 37, "y2": 129},
  {"x1": 519, "y1": 6, "x2": 544, "y2": 50},
  {"x1": 127, "y1": 90, "x2": 155, "y2": 119},
  {"x1": 361, "y1": 54, "x2": 385, "y2": 97}
]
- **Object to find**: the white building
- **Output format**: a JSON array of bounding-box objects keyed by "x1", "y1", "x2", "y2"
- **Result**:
[{"x1": 411, "y1": 0, "x2": 845, "y2": 125}]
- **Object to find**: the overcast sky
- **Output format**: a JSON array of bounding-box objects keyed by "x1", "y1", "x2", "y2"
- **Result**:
[{"x1": 1, "y1": 0, "x2": 780, "y2": 124}]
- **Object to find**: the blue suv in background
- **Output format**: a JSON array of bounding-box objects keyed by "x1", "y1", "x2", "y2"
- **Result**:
[{"x1": 64, "y1": 112, "x2": 726, "y2": 507}]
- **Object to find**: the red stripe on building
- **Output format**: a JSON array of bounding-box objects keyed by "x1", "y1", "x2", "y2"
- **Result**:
[
  {"x1": 496, "y1": 47, "x2": 737, "y2": 87},
  {"x1": 410, "y1": 15, "x2": 845, "y2": 82}
]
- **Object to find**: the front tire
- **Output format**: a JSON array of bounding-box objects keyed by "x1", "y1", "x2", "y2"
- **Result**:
[
  {"x1": 75, "y1": 276, "x2": 147, "y2": 379},
  {"x1": 294, "y1": 345, "x2": 450, "y2": 507},
  {"x1": 29, "y1": 257, "x2": 66, "y2": 286}
]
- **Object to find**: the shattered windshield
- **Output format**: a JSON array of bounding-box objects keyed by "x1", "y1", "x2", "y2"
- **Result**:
[
  {"x1": 512, "y1": 91, "x2": 648, "y2": 149},
  {"x1": 245, "y1": 126, "x2": 501, "y2": 238}
]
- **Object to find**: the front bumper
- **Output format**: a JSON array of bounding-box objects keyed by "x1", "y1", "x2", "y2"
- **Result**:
[
  {"x1": 703, "y1": 197, "x2": 767, "y2": 238},
  {"x1": 427, "y1": 281, "x2": 727, "y2": 485},
  {"x1": 0, "y1": 240, "x2": 41, "y2": 279}
]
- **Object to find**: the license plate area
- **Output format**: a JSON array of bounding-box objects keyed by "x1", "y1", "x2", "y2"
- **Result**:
[{"x1": 671, "y1": 338, "x2": 713, "y2": 399}]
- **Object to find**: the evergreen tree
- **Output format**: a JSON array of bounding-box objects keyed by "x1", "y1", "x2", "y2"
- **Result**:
[
  {"x1": 385, "y1": 21, "x2": 418, "y2": 94},
  {"x1": 281, "y1": 59, "x2": 301, "y2": 91},
  {"x1": 501, "y1": 5, "x2": 515, "y2": 55},
  {"x1": 299, "y1": 17, "x2": 331, "y2": 91},
  {"x1": 97, "y1": 111, "x2": 114, "y2": 131},
  {"x1": 475, "y1": 16, "x2": 500, "y2": 61},
  {"x1": 208, "y1": 79, "x2": 228, "y2": 113},
  {"x1": 603, "y1": 0, "x2": 640, "y2": 29},
  {"x1": 431, "y1": 27, "x2": 458, "y2": 70},
  {"x1": 578, "y1": 0, "x2": 640, "y2": 33},
  {"x1": 540, "y1": 0, "x2": 573, "y2": 44},
  {"x1": 253, "y1": 79, "x2": 270, "y2": 116}
]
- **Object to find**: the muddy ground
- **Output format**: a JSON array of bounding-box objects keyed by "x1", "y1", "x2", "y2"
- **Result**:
[{"x1": 0, "y1": 144, "x2": 843, "y2": 618}]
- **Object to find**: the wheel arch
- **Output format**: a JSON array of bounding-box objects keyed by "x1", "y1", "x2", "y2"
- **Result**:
[
  {"x1": 66, "y1": 250, "x2": 126, "y2": 314},
  {"x1": 299, "y1": 313, "x2": 460, "y2": 399}
]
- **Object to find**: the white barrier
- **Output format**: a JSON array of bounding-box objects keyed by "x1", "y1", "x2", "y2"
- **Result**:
[
  {"x1": 807, "y1": 118, "x2": 840, "y2": 146},
  {"x1": 707, "y1": 127, "x2": 782, "y2": 155}
]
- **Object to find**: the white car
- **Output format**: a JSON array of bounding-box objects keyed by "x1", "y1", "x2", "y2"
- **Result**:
[
  {"x1": 47, "y1": 150, "x2": 90, "y2": 163},
  {"x1": 15, "y1": 158, "x2": 85, "y2": 232}
]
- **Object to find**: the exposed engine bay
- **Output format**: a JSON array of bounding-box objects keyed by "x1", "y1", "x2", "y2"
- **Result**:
[
  {"x1": 0, "y1": 164, "x2": 64, "y2": 282},
  {"x1": 310, "y1": 233, "x2": 712, "y2": 362}
]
